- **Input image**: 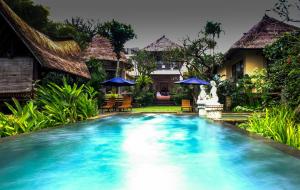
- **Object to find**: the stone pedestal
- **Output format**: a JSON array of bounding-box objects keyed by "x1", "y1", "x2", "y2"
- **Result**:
[
  {"x1": 205, "y1": 104, "x2": 224, "y2": 120},
  {"x1": 197, "y1": 104, "x2": 206, "y2": 116}
]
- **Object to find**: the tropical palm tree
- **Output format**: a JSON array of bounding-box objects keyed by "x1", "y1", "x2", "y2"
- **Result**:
[
  {"x1": 204, "y1": 21, "x2": 224, "y2": 70},
  {"x1": 204, "y1": 21, "x2": 224, "y2": 41}
]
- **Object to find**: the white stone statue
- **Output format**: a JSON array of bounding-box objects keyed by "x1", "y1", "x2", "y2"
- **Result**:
[
  {"x1": 198, "y1": 80, "x2": 224, "y2": 119},
  {"x1": 197, "y1": 85, "x2": 207, "y2": 104},
  {"x1": 207, "y1": 80, "x2": 220, "y2": 105}
]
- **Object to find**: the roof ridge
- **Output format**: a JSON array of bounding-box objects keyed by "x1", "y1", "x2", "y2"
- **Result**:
[
  {"x1": 228, "y1": 15, "x2": 299, "y2": 52},
  {"x1": 143, "y1": 35, "x2": 181, "y2": 51}
]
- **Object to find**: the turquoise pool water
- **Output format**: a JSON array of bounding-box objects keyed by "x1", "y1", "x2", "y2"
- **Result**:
[{"x1": 0, "y1": 114, "x2": 300, "y2": 190}]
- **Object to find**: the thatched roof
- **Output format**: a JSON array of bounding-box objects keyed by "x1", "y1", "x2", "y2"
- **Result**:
[
  {"x1": 81, "y1": 35, "x2": 128, "y2": 64},
  {"x1": 0, "y1": 0, "x2": 90, "y2": 78},
  {"x1": 229, "y1": 15, "x2": 299, "y2": 51},
  {"x1": 144, "y1": 35, "x2": 181, "y2": 52}
]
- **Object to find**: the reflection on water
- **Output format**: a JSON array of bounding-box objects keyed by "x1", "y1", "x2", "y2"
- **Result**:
[{"x1": 0, "y1": 114, "x2": 300, "y2": 190}]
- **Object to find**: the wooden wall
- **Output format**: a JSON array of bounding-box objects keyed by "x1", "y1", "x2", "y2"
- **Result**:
[
  {"x1": 152, "y1": 75, "x2": 180, "y2": 93},
  {"x1": 0, "y1": 57, "x2": 33, "y2": 93}
]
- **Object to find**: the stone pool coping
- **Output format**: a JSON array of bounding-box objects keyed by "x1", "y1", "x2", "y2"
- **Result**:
[{"x1": 1, "y1": 112, "x2": 299, "y2": 159}]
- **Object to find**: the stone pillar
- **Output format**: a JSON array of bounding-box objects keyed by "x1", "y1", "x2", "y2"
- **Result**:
[
  {"x1": 198, "y1": 104, "x2": 206, "y2": 116},
  {"x1": 205, "y1": 104, "x2": 224, "y2": 120}
]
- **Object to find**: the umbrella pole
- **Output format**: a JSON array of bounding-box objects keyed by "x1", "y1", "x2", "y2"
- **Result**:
[{"x1": 116, "y1": 59, "x2": 120, "y2": 94}]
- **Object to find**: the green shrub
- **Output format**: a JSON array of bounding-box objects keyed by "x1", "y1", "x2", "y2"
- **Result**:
[
  {"x1": 36, "y1": 79, "x2": 99, "y2": 124},
  {"x1": 170, "y1": 85, "x2": 193, "y2": 105},
  {"x1": 239, "y1": 106, "x2": 300, "y2": 149},
  {"x1": 132, "y1": 75, "x2": 155, "y2": 107},
  {"x1": 233, "y1": 106, "x2": 256, "y2": 112},
  {"x1": 134, "y1": 92, "x2": 154, "y2": 107},
  {"x1": 171, "y1": 91, "x2": 191, "y2": 106},
  {"x1": 0, "y1": 80, "x2": 99, "y2": 138},
  {"x1": 171, "y1": 94, "x2": 188, "y2": 106},
  {"x1": 77, "y1": 86, "x2": 99, "y2": 119},
  {"x1": 0, "y1": 99, "x2": 51, "y2": 137}
]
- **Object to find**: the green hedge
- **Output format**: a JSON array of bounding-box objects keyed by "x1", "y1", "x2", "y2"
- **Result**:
[{"x1": 0, "y1": 80, "x2": 99, "y2": 137}]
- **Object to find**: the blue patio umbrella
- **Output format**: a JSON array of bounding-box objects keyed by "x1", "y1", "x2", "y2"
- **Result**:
[
  {"x1": 101, "y1": 77, "x2": 135, "y2": 87},
  {"x1": 174, "y1": 77, "x2": 210, "y2": 85}
]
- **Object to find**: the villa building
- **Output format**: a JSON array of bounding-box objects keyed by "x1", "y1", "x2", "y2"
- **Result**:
[
  {"x1": 218, "y1": 15, "x2": 299, "y2": 82},
  {"x1": 143, "y1": 35, "x2": 185, "y2": 95},
  {"x1": 0, "y1": 0, "x2": 90, "y2": 101},
  {"x1": 81, "y1": 35, "x2": 131, "y2": 79}
]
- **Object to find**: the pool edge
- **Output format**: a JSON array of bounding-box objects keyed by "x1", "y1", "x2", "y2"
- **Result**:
[{"x1": 217, "y1": 120, "x2": 300, "y2": 159}]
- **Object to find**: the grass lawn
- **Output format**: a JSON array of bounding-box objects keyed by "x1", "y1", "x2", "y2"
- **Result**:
[{"x1": 132, "y1": 106, "x2": 181, "y2": 113}]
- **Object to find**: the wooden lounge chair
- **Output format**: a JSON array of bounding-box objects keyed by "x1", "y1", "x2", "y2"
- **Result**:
[
  {"x1": 118, "y1": 97, "x2": 132, "y2": 111},
  {"x1": 181, "y1": 99, "x2": 192, "y2": 112},
  {"x1": 101, "y1": 98, "x2": 115, "y2": 112}
]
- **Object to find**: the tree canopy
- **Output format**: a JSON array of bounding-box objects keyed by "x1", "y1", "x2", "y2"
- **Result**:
[
  {"x1": 130, "y1": 50, "x2": 156, "y2": 76},
  {"x1": 164, "y1": 21, "x2": 224, "y2": 80},
  {"x1": 4, "y1": 0, "x2": 50, "y2": 32},
  {"x1": 204, "y1": 21, "x2": 224, "y2": 39},
  {"x1": 97, "y1": 20, "x2": 136, "y2": 59},
  {"x1": 264, "y1": 31, "x2": 300, "y2": 108},
  {"x1": 273, "y1": 0, "x2": 300, "y2": 22},
  {"x1": 64, "y1": 17, "x2": 98, "y2": 48},
  {"x1": 97, "y1": 20, "x2": 136, "y2": 76}
]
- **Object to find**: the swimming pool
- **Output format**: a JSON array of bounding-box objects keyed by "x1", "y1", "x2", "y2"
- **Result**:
[{"x1": 0, "y1": 114, "x2": 299, "y2": 190}]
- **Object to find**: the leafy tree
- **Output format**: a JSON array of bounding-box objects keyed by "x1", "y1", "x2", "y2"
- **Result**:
[
  {"x1": 97, "y1": 20, "x2": 136, "y2": 77},
  {"x1": 130, "y1": 50, "x2": 156, "y2": 76},
  {"x1": 135, "y1": 75, "x2": 153, "y2": 90},
  {"x1": 264, "y1": 32, "x2": 300, "y2": 108},
  {"x1": 165, "y1": 27, "x2": 224, "y2": 80},
  {"x1": 130, "y1": 51, "x2": 156, "y2": 106},
  {"x1": 65, "y1": 17, "x2": 98, "y2": 48},
  {"x1": 129, "y1": 51, "x2": 156, "y2": 107},
  {"x1": 162, "y1": 48, "x2": 186, "y2": 77},
  {"x1": 272, "y1": 0, "x2": 300, "y2": 22},
  {"x1": 163, "y1": 22, "x2": 224, "y2": 104},
  {"x1": 4, "y1": 0, "x2": 82, "y2": 42},
  {"x1": 4, "y1": 0, "x2": 50, "y2": 31},
  {"x1": 85, "y1": 59, "x2": 107, "y2": 90}
]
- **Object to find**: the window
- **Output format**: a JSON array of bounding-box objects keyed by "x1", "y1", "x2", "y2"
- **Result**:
[{"x1": 232, "y1": 60, "x2": 244, "y2": 82}]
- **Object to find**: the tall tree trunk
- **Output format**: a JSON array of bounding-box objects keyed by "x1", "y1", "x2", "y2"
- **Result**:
[
  {"x1": 211, "y1": 36, "x2": 215, "y2": 79},
  {"x1": 116, "y1": 59, "x2": 120, "y2": 77}
]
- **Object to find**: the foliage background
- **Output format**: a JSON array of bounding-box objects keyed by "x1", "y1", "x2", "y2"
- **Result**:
[{"x1": 264, "y1": 32, "x2": 300, "y2": 109}]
